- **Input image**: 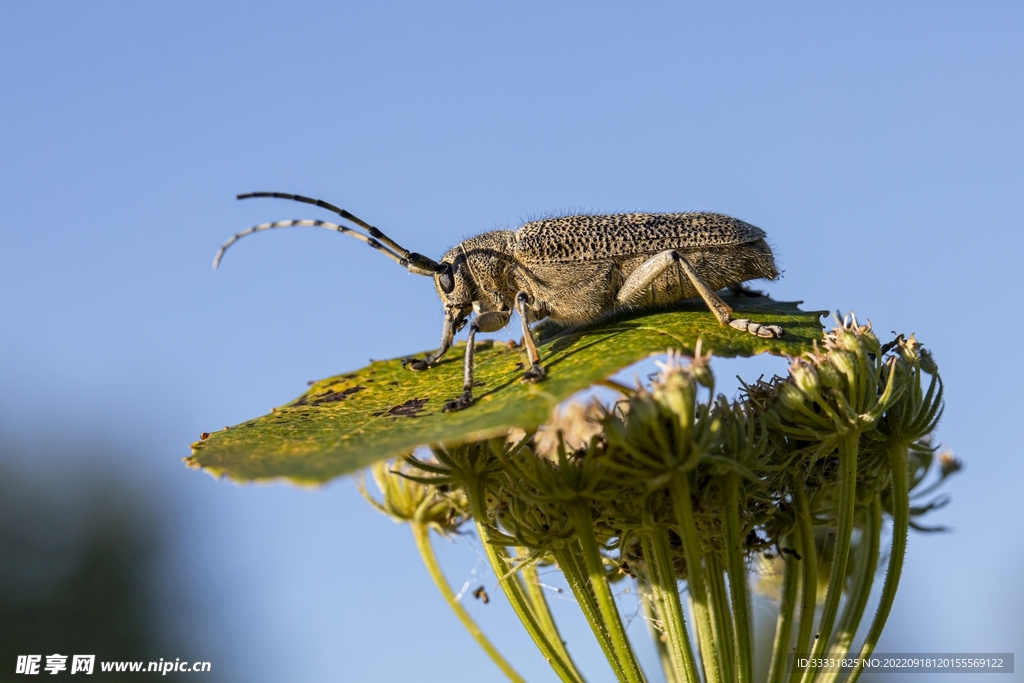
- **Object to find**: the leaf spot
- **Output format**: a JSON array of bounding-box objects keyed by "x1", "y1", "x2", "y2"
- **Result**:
[
  {"x1": 374, "y1": 397, "x2": 429, "y2": 418},
  {"x1": 296, "y1": 385, "x2": 366, "y2": 406}
]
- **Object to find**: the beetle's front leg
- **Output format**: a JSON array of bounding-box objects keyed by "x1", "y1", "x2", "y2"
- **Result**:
[
  {"x1": 515, "y1": 291, "x2": 547, "y2": 383},
  {"x1": 402, "y1": 315, "x2": 459, "y2": 371},
  {"x1": 443, "y1": 321, "x2": 480, "y2": 412},
  {"x1": 437, "y1": 311, "x2": 509, "y2": 412}
]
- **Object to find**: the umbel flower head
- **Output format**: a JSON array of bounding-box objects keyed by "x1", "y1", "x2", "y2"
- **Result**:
[
  {"x1": 364, "y1": 317, "x2": 956, "y2": 683},
  {"x1": 359, "y1": 459, "x2": 469, "y2": 534}
]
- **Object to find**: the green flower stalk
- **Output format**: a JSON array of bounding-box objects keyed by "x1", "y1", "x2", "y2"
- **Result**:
[
  {"x1": 359, "y1": 460, "x2": 525, "y2": 683},
  {"x1": 365, "y1": 318, "x2": 956, "y2": 683}
]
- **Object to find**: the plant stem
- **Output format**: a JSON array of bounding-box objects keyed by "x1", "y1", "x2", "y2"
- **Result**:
[
  {"x1": 670, "y1": 473, "x2": 724, "y2": 683},
  {"x1": 411, "y1": 522, "x2": 526, "y2": 683},
  {"x1": 820, "y1": 496, "x2": 881, "y2": 683},
  {"x1": 643, "y1": 527, "x2": 701, "y2": 683},
  {"x1": 800, "y1": 431, "x2": 859, "y2": 683},
  {"x1": 788, "y1": 482, "x2": 819, "y2": 683},
  {"x1": 846, "y1": 442, "x2": 910, "y2": 683},
  {"x1": 766, "y1": 537, "x2": 799, "y2": 683},
  {"x1": 555, "y1": 543, "x2": 627, "y2": 682},
  {"x1": 570, "y1": 503, "x2": 646, "y2": 683},
  {"x1": 636, "y1": 571, "x2": 678, "y2": 683},
  {"x1": 465, "y1": 478, "x2": 584, "y2": 683},
  {"x1": 706, "y1": 553, "x2": 737, "y2": 683},
  {"x1": 724, "y1": 474, "x2": 754, "y2": 683},
  {"x1": 518, "y1": 549, "x2": 579, "y2": 674}
]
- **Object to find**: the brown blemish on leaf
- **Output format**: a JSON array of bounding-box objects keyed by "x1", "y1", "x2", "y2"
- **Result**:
[
  {"x1": 374, "y1": 397, "x2": 429, "y2": 418},
  {"x1": 295, "y1": 385, "x2": 366, "y2": 406}
]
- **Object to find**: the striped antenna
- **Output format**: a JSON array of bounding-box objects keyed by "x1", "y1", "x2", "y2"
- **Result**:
[
  {"x1": 213, "y1": 219, "x2": 410, "y2": 270},
  {"x1": 220, "y1": 192, "x2": 441, "y2": 274}
]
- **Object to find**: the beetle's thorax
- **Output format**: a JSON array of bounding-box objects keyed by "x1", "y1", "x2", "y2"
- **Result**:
[{"x1": 434, "y1": 230, "x2": 519, "y2": 314}]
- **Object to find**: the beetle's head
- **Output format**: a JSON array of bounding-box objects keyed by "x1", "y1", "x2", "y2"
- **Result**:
[{"x1": 433, "y1": 247, "x2": 474, "y2": 328}]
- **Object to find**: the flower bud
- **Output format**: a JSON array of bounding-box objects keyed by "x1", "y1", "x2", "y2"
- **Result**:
[
  {"x1": 813, "y1": 361, "x2": 841, "y2": 393},
  {"x1": 362, "y1": 460, "x2": 468, "y2": 534},
  {"x1": 778, "y1": 383, "x2": 807, "y2": 411},
  {"x1": 833, "y1": 326, "x2": 855, "y2": 347},
  {"x1": 920, "y1": 348, "x2": 938, "y2": 375},
  {"x1": 691, "y1": 358, "x2": 715, "y2": 390},
  {"x1": 827, "y1": 349, "x2": 857, "y2": 388},
  {"x1": 654, "y1": 371, "x2": 696, "y2": 427},
  {"x1": 790, "y1": 362, "x2": 820, "y2": 395},
  {"x1": 534, "y1": 401, "x2": 605, "y2": 461}
]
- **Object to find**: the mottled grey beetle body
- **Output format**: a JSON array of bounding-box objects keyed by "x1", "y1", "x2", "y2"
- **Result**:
[
  {"x1": 437, "y1": 213, "x2": 777, "y2": 327},
  {"x1": 216, "y1": 194, "x2": 782, "y2": 412}
]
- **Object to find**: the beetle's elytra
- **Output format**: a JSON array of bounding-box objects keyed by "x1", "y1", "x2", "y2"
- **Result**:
[{"x1": 215, "y1": 192, "x2": 783, "y2": 411}]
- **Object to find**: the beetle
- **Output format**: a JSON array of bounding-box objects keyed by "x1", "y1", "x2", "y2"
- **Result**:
[{"x1": 214, "y1": 192, "x2": 783, "y2": 411}]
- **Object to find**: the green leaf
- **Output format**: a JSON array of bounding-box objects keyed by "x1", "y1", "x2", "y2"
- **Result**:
[{"x1": 187, "y1": 297, "x2": 824, "y2": 484}]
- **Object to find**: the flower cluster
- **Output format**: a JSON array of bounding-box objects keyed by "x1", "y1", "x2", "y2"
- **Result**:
[{"x1": 364, "y1": 318, "x2": 957, "y2": 683}]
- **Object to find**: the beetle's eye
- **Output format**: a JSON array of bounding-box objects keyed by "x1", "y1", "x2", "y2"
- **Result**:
[{"x1": 438, "y1": 262, "x2": 455, "y2": 294}]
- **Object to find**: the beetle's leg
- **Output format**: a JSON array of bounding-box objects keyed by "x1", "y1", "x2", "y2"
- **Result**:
[
  {"x1": 616, "y1": 250, "x2": 784, "y2": 338},
  {"x1": 402, "y1": 315, "x2": 455, "y2": 371},
  {"x1": 726, "y1": 317, "x2": 783, "y2": 338},
  {"x1": 617, "y1": 250, "x2": 730, "y2": 318},
  {"x1": 443, "y1": 321, "x2": 480, "y2": 412},
  {"x1": 675, "y1": 254, "x2": 784, "y2": 337},
  {"x1": 515, "y1": 291, "x2": 547, "y2": 383}
]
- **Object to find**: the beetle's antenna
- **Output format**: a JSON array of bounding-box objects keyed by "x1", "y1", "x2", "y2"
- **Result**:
[
  {"x1": 235, "y1": 192, "x2": 440, "y2": 273},
  {"x1": 213, "y1": 219, "x2": 411, "y2": 270}
]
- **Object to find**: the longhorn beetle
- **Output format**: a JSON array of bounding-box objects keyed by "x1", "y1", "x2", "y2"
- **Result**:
[{"x1": 215, "y1": 192, "x2": 784, "y2": 411}]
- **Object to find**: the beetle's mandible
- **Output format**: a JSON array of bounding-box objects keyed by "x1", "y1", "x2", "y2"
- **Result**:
[{"x1": 215, "y1": 192, "x2": 784, "y2": 411}]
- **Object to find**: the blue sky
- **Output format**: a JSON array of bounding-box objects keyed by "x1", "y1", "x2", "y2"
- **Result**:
[{"x1": 2, "y1": 2, "x2": 1022, "y2": 681}]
